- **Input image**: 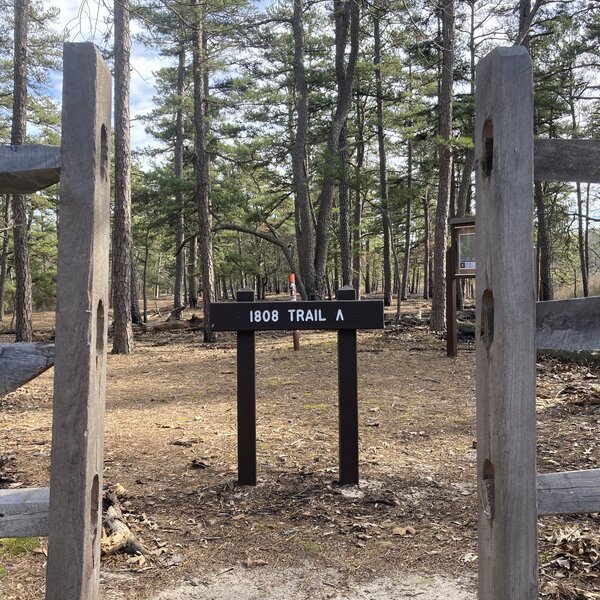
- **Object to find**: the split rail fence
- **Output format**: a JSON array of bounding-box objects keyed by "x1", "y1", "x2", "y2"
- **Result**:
[
  {"x1": 0, "y1": 43, "x2": 111, "y2": 600},
  {"x1": 475, "y1": 46, "x2": 600, "y2": 599}
]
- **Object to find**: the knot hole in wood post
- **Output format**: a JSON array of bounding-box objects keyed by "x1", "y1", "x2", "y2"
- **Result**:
[
  {"x1": 480, "y1": 459, "x2": 495, "y2": 521},
  {"x1": 96, "y1": 300, "x2": 104, "y2": 369},
  {"x1": 100, "y1": 124, "x2": 108, "y2": 181},
  {"x1": 482, "y1": 118, "x2": 493, "y2": 178},
  {"x1": 481, "y1": 289, "x2": 494, "y2": 350},
  {"x1": 90, "y1": 474, "x2": 99, "y2": 568}
]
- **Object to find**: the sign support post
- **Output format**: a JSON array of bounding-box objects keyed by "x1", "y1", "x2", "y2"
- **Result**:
[
  {"x1": 289, "y1": 273, "x2": 300, "y2": 351},
  {"x1": 236, "y1": 288, "x2": 257, "y2": 485},
  {"x1": 336, "y1": 286, "x2": 359, "y2": 485}
]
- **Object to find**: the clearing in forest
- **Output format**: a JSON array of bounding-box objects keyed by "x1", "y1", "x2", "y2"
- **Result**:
[{"x1": 1, "y1": 299, "x2": 599, "y2": 599}]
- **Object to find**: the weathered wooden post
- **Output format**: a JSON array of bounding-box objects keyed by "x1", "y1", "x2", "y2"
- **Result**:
[
  {"x1": 236, "y1": 288, "x2": 257, "y2": 485},
  {"x1": 45, "y1": 43, "x2": 111, "y2": 600},
  {"x1": 475, "y1": 46, "x2": 537, "y2": 599}
]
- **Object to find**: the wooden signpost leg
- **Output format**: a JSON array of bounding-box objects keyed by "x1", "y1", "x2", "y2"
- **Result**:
[
  {"x1": 236, "y1": 288, "x2": 257, "y2": 485},
  {"x1": 475, "y1": 47, "x2": 537, "y2": 600},
  {"x1": 46, "y1": 43, "x2": 111, "y2": 600},
  {"x1": 337, "y1": 286, "x2": 359, "y2": 485}
]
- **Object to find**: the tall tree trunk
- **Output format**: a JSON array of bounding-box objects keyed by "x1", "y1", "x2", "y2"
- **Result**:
[
  {"x1": 568, "y1": 80, "x2": 588, "y2": 297},
  {"x1": 576, "y1": 182, "x2": 588, "y2": 297},
  {"x1": 291, "y1": 0, "x2": 316, "y2": 299},
  {"x1": 143, "y1": 229, "x2": 149, "y2": 323},
  {"x1": 374, "y1": 10, "x2": 392, "y2": 306},
  {"x1": 193, "y1": 3, "x2": 216, "y2": 341},
  {"x1": 422, "y1": 190, "x2": 430, "y2": 300},
  {"x1": 313, "y1": 0, "x2": 360, "y2": 298},
  {"x1": 11, "y1": 0, "x2": 32, "y2": 341},
  {"x1": 430, "y1": 0, "x2": 454, "y2": 332},
  {"x1": 457, "y1": 0, "x2": 476, "y2": 219},
  {"x1": 364, "y1": 238, "x2": 371, "y2": 294},
  {"x1": 585, "y1": 183, "x2": 590, "y2": 291},
  {"x1": 401, "y1": 56, "x2": 415, "y2": 303},
  {"x1": 0, "y1": 197, "x2": 10, "y2": 321},
  {"x1": 535, "y1": 181, "x2": 553, "y2": 300},
  {"x1": 188, "y1": 235, "x2": 198, "y2": 308},
  {"x1": 154, "y1": 251, "x2": 162, "y2": 299},
  {"x1": 339, "y1": 124, "x2": 351, "y2": 286},
  {"x1": 519, "y1": 0, "x2": 553, "y2": 301},
  {"x1": 401, "y1": 137, "x2": 413, "y2": 300},
  {"x1": 130, "y1": 252, "x2": 141, "y2": 324},
  {"x1": 173, "y1": 45, "x2": 187, "y2": 316},
  {"x1": 352, "y1": 91, "x2": 364, "y2": 293},
  {"x1": 112, "y1": 0, "x2": 134, "y2": 353}
]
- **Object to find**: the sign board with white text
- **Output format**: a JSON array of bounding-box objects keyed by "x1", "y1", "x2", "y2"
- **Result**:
[{"x1": 211, "y1": 300, "x2": 384, "y2": 332}]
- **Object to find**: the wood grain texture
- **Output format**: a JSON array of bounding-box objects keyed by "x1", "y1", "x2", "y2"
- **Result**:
[
  {"x1": 534, "y1": 139, "x2": 600, "y2": 183},
  {"x1": 537, "y1": 296, "x2": 600, "y2": 351},
  {"x1": 0, "y1": 342, "x2": 55, "y2": 396},
  {"x1": 0, "y1": 145, "x2": 60, "y2": 193},
  {"x1": 45, "y1": 43, "x2": 111, "y2": 600},
  {"x1": 475, "y1": 47, "x2": 538, "y2": 600},
  {"x1": 0, "y1": 487, "x2": 49, "y2": 538},
  {"x1": 538, "y1": 469, "x2": 600, "y2": 515}
]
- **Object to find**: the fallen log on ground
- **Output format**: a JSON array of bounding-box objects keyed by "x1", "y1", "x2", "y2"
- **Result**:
[{"x1": 133, "y1": 314, "x2": 203, "y2": 334}]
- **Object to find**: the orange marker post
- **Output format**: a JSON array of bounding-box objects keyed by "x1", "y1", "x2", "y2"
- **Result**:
[{"x1": 289, "y1": 273, "x2": 300, "y2": 351}]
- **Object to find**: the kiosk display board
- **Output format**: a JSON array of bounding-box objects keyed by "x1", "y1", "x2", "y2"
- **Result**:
[{"x1": 457, "y1": 225, "x2": 476, "y2": 275}]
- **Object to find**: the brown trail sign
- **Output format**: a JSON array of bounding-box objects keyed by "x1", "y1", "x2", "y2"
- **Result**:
[{"x1": 211, "y1": 286, "x2": 384, "y2": 486}]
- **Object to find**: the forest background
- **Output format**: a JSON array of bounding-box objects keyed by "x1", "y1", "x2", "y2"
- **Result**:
[{"x1": 1, "y1": 0, "x2": 599, "y2": 352}]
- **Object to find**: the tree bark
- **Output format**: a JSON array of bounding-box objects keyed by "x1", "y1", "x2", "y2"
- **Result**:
[
  {"x1": 374, "y1": 10, "x2": 392, "y2": 307},
  {"x1": 193, "y1": 8, "x2": 216, "y2": 341},
  {"x1": 0, "y1": 197, "x2": 10, "y2": 321},
  {"x1": 130, "y1": 252, "x2": 141, "y2": 325},
  {"x1": 430, "y1": 0, "x2": 454, "y2": 332},
  {"x1": 313, "y1": 0, "x2": 360, "y2": 298},
  {"x1": 291, "y1": 0, "x2": 316, "y2": 299},
  {"x1": 338, "y1": 124, "x2": 351, "y2": 286},
  {"x1": 364, "y1": 237, "x2": 371, "y2": 294},
  {"x1": 173, "y1": 45, "x2": 186, "y2": 316},
  {"x1": 576, "y1": 182, "x2": 588, "y2": 296},
  {"x1": 401, "y1": 138, "x2": 413, "y2": 300},
  {"x1": 422, "y1": 190, "x2": 430, "y2": 300},
  {"x1": 352, "y1": 91, "x2": 364, "y2": 294},
  {"x1": 142, "y1": 229, "x2": 149, "y2": 323},
  {"x1": 112, "y1": 0, "x2": 134, "y2": 353},
  {"x1": 11, "y1": 0, "x2": 32, "y2": 342},
  {"x1": 187, "y1": 235, "x2": 198, "y2": 308},
  {"x1": 535, "y1": 180, "x2": 553, "y2": 300}
]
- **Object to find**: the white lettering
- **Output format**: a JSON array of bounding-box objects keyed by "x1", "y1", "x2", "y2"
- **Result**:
[
  {"x1": 296, "y1": 308, "x2": 305, "y2": 322},
  {"x1": 272, "y1": 310, "x2": 279, "y2": 322},
  {"x1": 262, "y1": 310, "x2": 271, "y2": 322},
  {"x1": 318, "y1": 309, "x2": 326, "y2": 321},
  {"x1": 305, "y1": 309, "x2": 314, "y2": 322},
  {"x1": 336, "y1": 309, "x2": 344, "y2": 322},
  {"x1": 288, "y1": 309, "x2": 295, "y2": 321}
]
